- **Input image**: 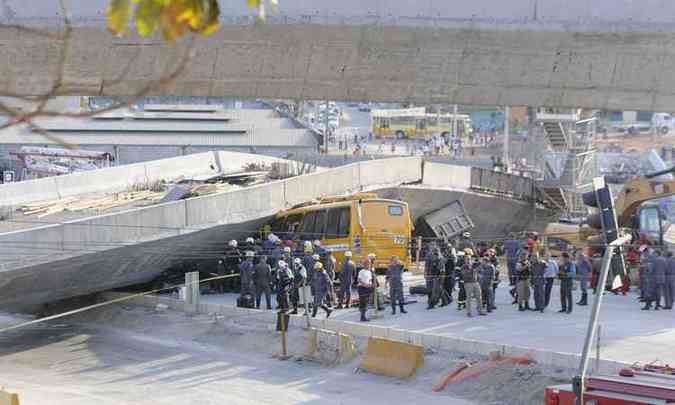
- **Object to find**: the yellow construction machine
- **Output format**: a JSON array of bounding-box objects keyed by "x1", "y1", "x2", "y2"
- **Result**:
[{"x1": 544, "y1": 166, "x2": 675, "y2": 252}]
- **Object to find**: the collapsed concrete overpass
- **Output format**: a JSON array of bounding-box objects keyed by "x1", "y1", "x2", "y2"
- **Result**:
[
  {"x1": 0, "y1": 153, "x2": 553, "y2": 310},
  {"x1": 5, "y1": 1, "x2": 675, "y2": 110}
]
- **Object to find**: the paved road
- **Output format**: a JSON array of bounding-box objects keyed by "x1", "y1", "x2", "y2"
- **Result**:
[{"x1": 202, "y1": 276, "x2": 675, "y2": 365}]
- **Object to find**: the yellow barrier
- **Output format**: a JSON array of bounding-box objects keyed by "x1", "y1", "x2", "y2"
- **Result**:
[
  {"x1": 305, "y1": 328, "x2": 357, "y2": 365},
  {"x1": 360, "y1": 337, "x2": 424, "y2": 379},
  {"x1": 0, "y1": 389, "x2": 19, "y2": 405}
]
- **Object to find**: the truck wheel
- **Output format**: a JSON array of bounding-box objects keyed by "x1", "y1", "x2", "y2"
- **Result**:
[
  {"x1": 661, "y1": 126, "x2": 670, "y2": 135},
  {"x1": 395, "y1": 130, "x2": 406, "y2": 139}
]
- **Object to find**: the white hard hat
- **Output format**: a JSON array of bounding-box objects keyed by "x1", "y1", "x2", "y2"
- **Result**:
[
  {"x1": 283, "y1": 246, "x2": 291, "y2": 253},
  {"x1": 245, "y1": 250, "x2": 255, "y2": 257},
  {"x1": 313, "y1": 240, "x2": 321, "y2": 246},
  {"x1": 246, "y1": 237, "x2": 254, "y2": 244},
  {"x1": 293, "y1": 258, "x2": 302, "y2": 264},
  {"x1": 228, "y1": 240, "x2": 237, "y2": 247},
  {"x1": 344, "y1": 251, "x2": 352, "y2": 257},
  {"x1": 278, "y1": 260, "x2": 287, "y2": 268},
  {"x1": 314, "y1": 262, "x2": 323, "y2": 270},
  {"x1": 312, "y1": 254, "x2": 320, "y2": 260}
]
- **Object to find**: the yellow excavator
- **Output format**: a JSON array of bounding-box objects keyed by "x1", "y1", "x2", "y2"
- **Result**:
[{"x1": 544, "y1": 166, "x2": 675, "y2": 252}]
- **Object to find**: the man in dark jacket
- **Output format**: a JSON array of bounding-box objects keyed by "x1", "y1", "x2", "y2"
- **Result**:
[
  {"x1": 442, "y1": 242, "x2": 457, "y2": 304},
  {"x1": 337, "y1": 251, "x2": 356, "y2": 309},
  {"x1": 254, "y1": 257, "x2": 273, "y2": 309},
  {"x1": 239, "y1": 251, "x2": 256, "y2": 298},
  {"x1": 479, "y1": 256, "x2": 496, "y2": 313},
  {"x1": 221, "y1": 240, "x2": 242, "y2": 293},
  {"x1": 576, "y1": 252, "x2": 592, "y2": 306},
  {"x1": 386, "y1": 256, "x2": 407, "y2": 314},
  {"x1": 559, "y1": 253, "x2": 576, "y2": 314},
  {"x1": 643, "y1": 250, "x2": 667, "y2": 310},
  {"x1": 665, "y1": 252, "x2": 675, "y2": 310},
  {"x1": 531, "y1": 254, "x2": 546, "y2": 312},
  {"x1": 425, "y1": 246, "x2": 445, "y2": 309},
  {"x1": 310, "y1": 262, "x2": 333, "y2": 318},
  {"x1": 275, "y1": 260, "x2": 294, "y2": 312}
]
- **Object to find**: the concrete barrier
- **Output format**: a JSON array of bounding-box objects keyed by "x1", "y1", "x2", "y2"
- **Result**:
[
  {"x1": 283, "y1": 164, "x2": 360, "y2": 207},
  {"x1": 422, "y1": 162, "x2": 471, "y2": 189},
  {"x1": 185, "y1": 182, "x2": 285, "y2": 227},
  {"x1": 358, "y1": 157, "x2": 422, "y2": 189},
  {"x1": 104, "y1": 293, "x2": 631, "y2": 375}
]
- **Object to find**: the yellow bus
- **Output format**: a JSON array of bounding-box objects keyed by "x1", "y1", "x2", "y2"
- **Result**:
[
  {"x1": 370, "y1": 107, "x2": 473, "y2": 140},
  {"x1": 270, "y1": 193, "x2": 413, "y2": 272}
]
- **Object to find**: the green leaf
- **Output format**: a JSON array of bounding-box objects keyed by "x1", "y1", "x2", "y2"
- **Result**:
[
  {"x1": 200, "y1": 0, "x2": 220, "y2": 35},
  {"x1": 107, "y1": 0, "x2": 132, "y2": 36},
  {"x1": 135, "y1": 0, "x2": 162, "y2": 37}
]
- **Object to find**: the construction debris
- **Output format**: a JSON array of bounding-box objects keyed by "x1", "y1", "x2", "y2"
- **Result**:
[{"x1": 19, "y1": 190, "x2": 164, "y2": 218}]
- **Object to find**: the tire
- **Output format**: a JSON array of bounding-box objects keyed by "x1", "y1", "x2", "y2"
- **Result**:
[
  {"x1": 395, "y1": 130, "x2": 406, "y2": 140},
  {"x1": 660, "y1": 126, "x2": 670, "y2": 135},
  {"x1": 628, "y1": 126, "x2": 638, "y2": 136}
]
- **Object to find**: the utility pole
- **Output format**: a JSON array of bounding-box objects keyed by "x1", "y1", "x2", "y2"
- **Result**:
[
  {"x1": 452, "y1": 104, "x2": 458, "y2": 139},
  {"x1": 503, "y1": 106, "x2": 510, "y2": 172},
  {"x1": 324, "y1": 101, "x2": 329, "y2": 154}
]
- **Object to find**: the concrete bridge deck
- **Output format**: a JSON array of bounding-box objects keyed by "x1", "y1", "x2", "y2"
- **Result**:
[{"x1": 0, "y1": 153, "x2": 551, "y2": 311}]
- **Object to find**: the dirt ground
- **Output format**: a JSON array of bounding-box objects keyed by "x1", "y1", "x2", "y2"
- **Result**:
[{"x1": 0, "y1": 304, "x2": 569, "y2": 405}]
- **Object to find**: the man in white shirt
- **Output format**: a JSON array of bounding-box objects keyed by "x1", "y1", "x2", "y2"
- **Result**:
[{"x1": 357, "y1": 260, "x2": 374, "y2": 322}]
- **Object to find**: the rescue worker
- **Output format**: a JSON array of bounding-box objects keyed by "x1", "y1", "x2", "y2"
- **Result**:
[
  {"x1": 558, "y1": 252, "x2": 576, "y2": 314},
  {"x1": 253, "y1": 255, "x2": 273, "y2": 310},
  {"x1": 220, "y1": 239, "x2": 241, "y2": 293},
  {"x1": 643, "y1": 250, "x2": 667, "y2": 310},
  {"x1": 531, "y1": 253, "x2": 546, "y2": 312},
  {"x1": 262, "y1": 233, "x2": 278, "y2": 256},
  {"x1": 455, "y1": 251, "x2": 467, "y2": 310},
  {"x1": 576, "y1": 252, "x2": 592, "y2": 306},
  {"x1": 665, "y1": 252, "x2": 675, "y2": 310},
  {"x1": 457, "y1": 232, "x2": 476, "y2": 252},
  {"x1": 244, "y1": 237, "x2": 260, "y2": 264},
  {"x1": 479, "y1": 256, "x2": 496, "y2": 313},
  {"x1": 488, "y1": 249, "x2": 500, "y2": 300},
  {"x1": 516, "y1": 254, "x2": 531, "y2": 311},
  {"x1": 503, "y1": 236, "x2": 522, "y2": 286},
  {"x1": 386, "y1": 255, "x2": 407, "y2": 314},
  {"x1": 239, "y1": 251, "x2": 256, "y2": 298},
  {"x1": 282, "y1": 246, "x2": 293, "y2": 269},
  {"x1": 302, "y1": 242, "x2": 315, "y2": 283},
  {"x1": 275, "y1": 260, "x2": 294, "y2": 312},
  {"x1": 442, "y1": 242, "x2": 457, "y2": 304},
  {"x1": 367, "y1": 253, "x2": 385, "y2": 311},
  {"x1": 357, "y1": 258, "x2": 374, "y2": 322},
  {"x1": 638, "y1": 246, "x2": 652, "y2": 301},
  {"x1": 313, "y1": 240, "x2": 326, "y2": 258},
  {"x1": 462, "y1": 249, "x2": 484, "y2": 317},
  {"x1": 324, "y1": 251, "x2": 337, "y2": 307},
  {"x1": 337, "y1": 251, "x2": 356, "y2": 309},
  {"x1": 544, "y1": 253, "x2": 559, "y2": 308},
  {"x1": 425, "y1": 246, "x2": 443, "y2": 309},
  {"x1": 290, "y1": 257, "x2": 308, "y2": 314},
  {"x1": 310, "y1": 262, "x2": 333, "y2": 318}
]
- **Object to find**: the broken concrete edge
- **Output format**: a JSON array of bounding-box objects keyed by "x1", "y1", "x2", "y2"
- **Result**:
[{"x1": 100, "y1": 292, "x2": 631, "y2": 375}]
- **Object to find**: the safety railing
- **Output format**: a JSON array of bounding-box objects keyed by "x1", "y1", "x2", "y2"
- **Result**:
[{"x1": 469, "y1": 167, "x2": 535, "y2": 201}]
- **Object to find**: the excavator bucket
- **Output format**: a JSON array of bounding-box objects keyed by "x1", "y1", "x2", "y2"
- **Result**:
[{"x1": 360, "y1": 337, "x2": 424, "y2": 379}]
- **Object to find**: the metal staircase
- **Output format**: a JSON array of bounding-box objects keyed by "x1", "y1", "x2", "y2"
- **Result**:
[{"x1": 543, "y1": 121, "x2": 568, "y2": 151}]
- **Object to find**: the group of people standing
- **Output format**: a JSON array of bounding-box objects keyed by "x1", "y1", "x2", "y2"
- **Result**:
[
  {"x1": 423, "y1": 233, "x2": 500, "y2": 317},
  {"x1": 223, "y1": 233, "x2": 407, "y2": 323}
]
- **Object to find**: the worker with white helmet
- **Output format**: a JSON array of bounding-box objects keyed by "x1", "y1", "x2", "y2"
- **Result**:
[
  {"x1": 338, "y1": 251, "x2": 356, "y2": 309},
  {"x1": 219, "y1": 239, "x2": 242, "y2": 293},
  {"x1": 275, "y1": 260, "x2": 294, "y2": 312},
  {"x1": 290, "y1": 257, "x2": 307, "y2": 314},
  {"x1": 302, "y1": 244, "x2": 316, "y2": 285},
  {"x1": 310, "y1": 262, "x2": 333, "y2": 318}
]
